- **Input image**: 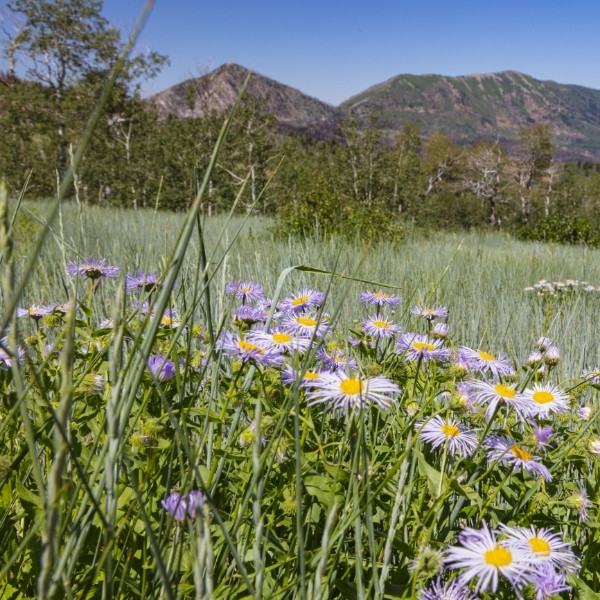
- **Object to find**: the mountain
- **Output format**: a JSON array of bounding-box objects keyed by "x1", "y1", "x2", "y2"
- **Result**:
[
  {"x1": 341, "y1": 71, "x2": 600, "y2": 161},
  {"x1": 147, "y1": 65, "x2": 600, "y2": 161},
  {"x1": 146, "y1": 63, "x2": 343, "y2": 140}
]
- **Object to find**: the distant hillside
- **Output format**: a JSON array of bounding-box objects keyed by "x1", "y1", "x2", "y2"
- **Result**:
[
  {"x1": 146, "y1": 63, "x2": 343, "y2": 140},
  {"x1": 341, "y1": 71, "x2": 600, "y2": 161},
  {"x1": 147, "y1": 65, "x2": 600, "y2": 161}
]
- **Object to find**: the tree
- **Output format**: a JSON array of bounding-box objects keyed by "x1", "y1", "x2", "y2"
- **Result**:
[
  {"x1": 513, "y1": 123, "x2": 555, "y2": 224},
  {"x1": 3, "y1": 0, "x2": 167, "y2": 171}
]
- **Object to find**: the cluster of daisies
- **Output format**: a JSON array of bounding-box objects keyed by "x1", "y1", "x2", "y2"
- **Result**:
[
  {"x1": 11, "y1": 260, "x2": 598, "y2": 597},
  {"x1": 421, "y1": 521, "x2": 579, "y2": 599},
  {"x1": 525, "y1": 278, "x2": 600, "y2": 295}
]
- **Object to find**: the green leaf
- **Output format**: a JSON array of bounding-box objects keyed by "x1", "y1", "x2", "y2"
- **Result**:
[
  {"x1": 449, "y1": 478, "x2": 482, "y2": 509},
  {"x1": 573, "y1": 577, "x2": 600, "y2": 599},
  {"x1": 416, "y1": 449, "x2": 447, "y2": 497},
  {"x1": 304, "y1": 475, "x2": 343, "y2": 508}
]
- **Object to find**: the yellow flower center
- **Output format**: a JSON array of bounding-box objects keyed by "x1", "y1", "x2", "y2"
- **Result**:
[
  {"x1": 339, "y1": 378, "x2": 364, "y2": 395},
  {"x1": 374, "y1": 292, "x2": 389, "y2": 299},
  {"x1": 484, "y1": 545, "x2": 512, "y2": 567},
  {"x1": 478, "y1": 350, "x2": 495, "y2": 361},
  {"x1": 441, "y1": 423, "x2": 460, "y2": 437},
  {"x1": 296, "y1": 316, "x2": 317, "y2": 326},
  {"x1": 238, "y1": 340, "x2": 264, "y2": 354},
  {"x1": 292, "y1": 295, "x2": 309, "y2": 306},
  {"x1": 510, "y1": 445, "x2": 532, "y2": 461},
  {"x1": 412, "y1": 341, "x2": 435, "y2": 352},
  {"x1": 241, "y1": 286, "x2": 251, "y2": 293},
  {"x1": 373, "y1": 319, "x2": 391, "y2": 329},
  {"x1": 528, "y1": 537, "x2": 551, "y2": 556},
  {"x1": 532, "y1": 390, "x2": 554, "y2": 404},
  {"x1": 494, "y1": 384, "x2": 516, "y2": 399},
  {"x1": 272, "y1": 332, "x2": 292, "y2": 343},
  {"x1": 303, "y1": 372, "x2": 320, "y2": 380},
  {"x1": 333, "y1": 355, "x2": 346, "y2": 363}
]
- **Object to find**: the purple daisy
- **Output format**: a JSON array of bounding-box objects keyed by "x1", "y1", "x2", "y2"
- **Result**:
[
  {"x1": 359, "y1": 290, "x2": 401, "y2": 307},
  {"x1": 458, "y1": 346, "x2": 514, "y2": 379},
  {"x1": 147, "y1": 354, "x2": 177, "y2": 381},
  {"x1": 225, "y1": 280, "x2": 265, "y2": 302},
  {"x1": 396, "y1": 333, "x2": 451, "y2": 363},
  {"x1": 410, "y1": 304, "x2": 449, "y2": 321},
  {"x1": 16, "y1": 304, "x2": 53, "y2": 320},
  {"x1": 162, "y1": 490, "x2": 205, "y2": 520},
  {"x1": 485, "y1": 436, "x2": 552, "y2": 481},
  {"x1": 234, "y1": 304, "x2": 268, "y2": 325},
  {"x1": 317, "y1": 347, "x2": 359, "y2": 372},
  {"x1": 218, "y1": 331, "x2": 284, "y2": 367},
  {"x1": 278, "y1": 289, "x2": 325, "y2": 314},
  {"x1": 125, "y1": 271, "x2": 166, "y2": 293},
  {"x1": 67, "y1": 257, "x2": 120, "y2": 280},
  {"x1": 362, "y1": 314, "x2": 402, "y2": 339}
]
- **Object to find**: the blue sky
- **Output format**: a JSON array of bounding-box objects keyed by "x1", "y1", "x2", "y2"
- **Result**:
[{"x1": 2, "y1": 0, "x2": 600, "y2": 105}]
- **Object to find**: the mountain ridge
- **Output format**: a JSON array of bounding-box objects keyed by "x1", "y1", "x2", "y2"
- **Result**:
[{"x1": 146, "y1": 64, "x2": 600, "y2": 161}]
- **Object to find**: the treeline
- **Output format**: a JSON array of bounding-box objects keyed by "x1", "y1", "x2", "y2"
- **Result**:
[{"x1": 3, "y1": 1, "x2": 600, "y2": 244}]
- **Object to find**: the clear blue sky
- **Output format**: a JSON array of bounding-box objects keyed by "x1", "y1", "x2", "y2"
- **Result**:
[{"x1": 3, "y1": 0, "x2": 600, "y2": 105}]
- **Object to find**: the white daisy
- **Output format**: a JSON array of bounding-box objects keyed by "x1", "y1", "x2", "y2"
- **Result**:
[
  {"x1": 468, "y1": 379, "x2": 532, "y2": 422},
  {"x1": 445, "y1": 522, "x2": 535, "y2": 594},
  {"x1": 415, "y1": 415, "x2": 479, "y2": 457},
  {"x1": 523, "y1": 383, "x2": 570, "y2": 418}
]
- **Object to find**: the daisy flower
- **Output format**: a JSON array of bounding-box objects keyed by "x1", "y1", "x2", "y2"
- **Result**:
[
  {"x1": 417, "y1": 576, "x2": 479, "y2": 600},
  {"x1": 543, "y1": 346, "x2": 560, "y2": 366},
  {"x1": 531, "y1": 424, "x2": 554, "y2": 450},
  {"x1": 410, "y1": 304, "x2": 449, "y2": 321},
  {"x1": 147, "y1": 354, "x2": 177, "y2": 381},
  {"x1": 125, "y1": 271, "x2": 167, "y2": 293},
  {"x1": 225, "y1": 280, "x2": 265, "y2": 302},
  {"x1": 279, "y1": 289, "x2": 325, "y2": 314},
  {"x1": 67, "y1": 257, "x2": 120, "y2": 280},
  {"x1": 485, "y1": 436, "x2": 552, "y2": 481},
  {"x1": 459, "y1": 346, "x2": 514, "y2": 379},
  {"x1": 499, "y1": 524, "x2": 580, "y2": 573},
  {"x1": 0, "y1": 337, "x2": 24, "y2": 370},
  {"x1": 306, "y1": 371, "x2": 400, "y2": 411},
  {"x1": 444, "y1": 522, "x2": 535, "y2": 594},
  {"x1": 218, "y1": 331, "x2": 284, "y2": 367},
  {"x1": 588, "y1": 437, "x2": 600, "y2": 456},
  {"x1": 396, "y1": 333, "x2": 451, "y2": 363},
  {"x1": 162, "y1": 490, "x2": 205, "y2": 520},
  {"x1": 280, "y1": 312, "x2": 331, "y2": 338},
  {"x1": 580, "y1": 367, "x2": 600, "y2": 385},
  {"x1": 16, "y1": 304, "x2": 53, "y2": 320},
  {"x1": 431, "y1": 322, "x2": 450, "y2": 339},
  {"x1": 415, "y1": 415, "x2": 479, "y2": 457},
  {"x1": 531, "y1": 563, "x2": 572, "y2": 600},
  {"x1": 280, "y1": 365, "x2": 324, "y2": 387},
  {"x1": 317, "y1": 347, "x2": 359, "y2": 372},
  {"x1": 523, "y1": 383, "x2": 570, "y2": 418},
  {"x1": 359, "y1": 290, "x2": 401, "y2": 307},
  {"x1": 234, "y1": 304, "x2": 268, "y2": 325},
  {"x1": 246, "y1": 328, "x2": 312, "y2": 354},
  {"x1": 362, "y1": 314, "x2": 401, "y2": 339},
  {"x1": 578, "y1": 405, "x2": 592, "y2": 421},
  {"x1": 468, "y1": 379, "x2": 532, "y2": 422},
  {"x1": 567, "y1": 488, "x2": 591, "y2": 521},
  {"x1": 536, "y1": 337, "x2": 553, "y2": 351}
]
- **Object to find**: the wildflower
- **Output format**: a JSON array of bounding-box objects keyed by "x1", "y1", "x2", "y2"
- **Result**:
[
  {"x1": 225, "y1": 280, "x2": 265, "y2": 302},
  {"x1": 523, "y1": 383, "x2": 570, "y2": 418},
  {"x1": 578, "y1": 405, "x2": 593, "y2": 421},
  {"x1": 317, "y1": 347, "x2": 359, "y2": 372},
  {"x1": 67, "y1": 257, "x2": 120, "y2": 280},
  {"x1": 0, "y1": 337, "x2": 24, "y2": 370},
  {"x1": 246, "y1": 327, "x2": 312, "y2": 354},
  {"x1": 499, "y1": 524, "x2": 580, "y2": 573},
  {"x1": 588, "y1": 437, "x2": 600, "y2": 456},
  {"x1": 431, "y1": 322, "x2": 450, "y2": 339},
  {"x1": 525, "y1": 350, "x2": 543, "y2": 367},
  {"x1": 411, "y1": 545, "x2": 444, "y2": 578},
  {"x1": 531, "y1": 563, "x2": 572, "y2": 600},
  {"x1": 280, "y1": 365, "x2": 323, "y2": 387},
  {"x1": 396, "y1": 333, "x2": 451, "y2": 363},
  {"x1": 444, "y1": 522, "x2": 534, "y2": 594},
  {"x1": 77, "y1": 372, "x2": 107, "y2": 395},
  {"x1": 531, "y1": 423, "x2": 554, "y2": 450},
  {"x1": 415, "y1": 415, "x2": 479, "y2": 457},
  {"x1": 159, "y1": 308, "x2": 182, "y2": 330},
  {"x1": 280, "y1": 312, "x2": 331, "y2": 338},
  {"x1": 362, "y1": 314, "x2": 401, "y2": 339},
  {"x1": 306, "y1": 371, "x2": 400, "y2": 411},
  {"x1": 234, "y1": 304, "x2": 267, "y2": 325},
  {"x1": 543, "y1": 346, "x2": 560, "y2": 366},
  {"x1": 162, "y1": 490, "x2": 205, "y2": 520},
  {"x1": 125, "y1": 271, "x2": 165, "y2": 293},
  {"x1": 360, "y1": 290, "x2": 401, "y2": 307},
  {"x1": 567, "y1": 488, "x2": 591, "y2": 521},
  {"x1": 410, "y1": 304, "x2": 449, "y2": 321},
  {"x1": 218, "y1": 331, "x2": 284, "y2": 367},
  {"x1": 459, "y1": 346, "x2": 514, "y2": 379},
  {"x1": 279, "y1": 289, "x2": 325, "y2": 314},
  {"x1": 486, "y1": 436, "x2": 552, "y2": 481},
  {"x1": 16, "y1": 304, "x2": 53, "y2": 320},
  {"x1": 536, "y1": 337, "x2": 553, "y2": 351},
  {"x1": 580, "y1": 367, "x2": 600, "y2": 385},
  {"x1": 147, "y1": 354, "x2": 177, "y2": 381},
  {"x1": 417, "y1": 577, "x2": 479, "y2": 600},
  {"x1": 468, "y1": 379, "x2": 532, "y2": 422}
]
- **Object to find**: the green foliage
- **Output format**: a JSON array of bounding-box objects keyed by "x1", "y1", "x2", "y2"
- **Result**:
[{"x1": 516, "y1": 214, "x2": 600, "y2": 246}]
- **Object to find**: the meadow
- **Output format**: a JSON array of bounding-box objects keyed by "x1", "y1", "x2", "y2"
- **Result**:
[{"x1": 1, "y1": 186, "x2": 599, "y2": 599}]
